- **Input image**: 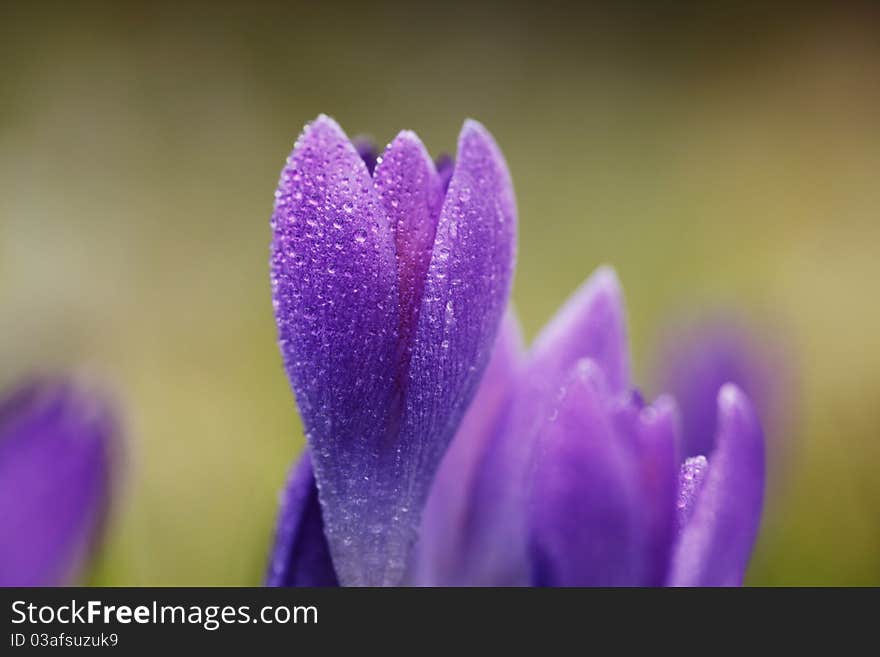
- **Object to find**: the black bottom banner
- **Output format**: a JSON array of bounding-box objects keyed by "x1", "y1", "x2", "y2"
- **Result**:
[{"x1": 0, "y1": 586, "x2": 862, "y2": 649}]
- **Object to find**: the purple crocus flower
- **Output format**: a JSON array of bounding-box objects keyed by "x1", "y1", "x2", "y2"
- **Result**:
[
  {"x1": 0, "y1": 379, "x2": 116, "y2": 586},
  {"x1": 267, "y1": 117, "x2": 765, "y2": 587},
  {"x1": 414, "y1": 269, "x2": 764, "y2": 586},
  {"x1": 269, "y1": 115, "x2": 516, "y2": 585}
]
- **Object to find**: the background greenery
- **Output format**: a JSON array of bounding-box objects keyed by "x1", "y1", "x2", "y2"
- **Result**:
[{"x1": 1, "y1": 2, "x2": 878, "y2": 585}]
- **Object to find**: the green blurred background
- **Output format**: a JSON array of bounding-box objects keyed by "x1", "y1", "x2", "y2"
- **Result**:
[{"x1": 1, "y1": 2, "x2": 878, "y2": 585}]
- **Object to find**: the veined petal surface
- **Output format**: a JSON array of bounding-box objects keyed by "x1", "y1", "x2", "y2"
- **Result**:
[
  {"x1": 411, "y1": 311, "x2": 524, "y2": 585},
  {"x1": 270, "y1": 115, "x2": 400, "y2": 585},
  {"x1": 378, "y1": 120, "x2": 516, "y2": 584},
  {"x1": 373, "y1": 131, "x2": 444, "y2": 363}
]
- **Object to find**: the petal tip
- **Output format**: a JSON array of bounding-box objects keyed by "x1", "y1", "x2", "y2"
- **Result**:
[
  {"x1": 385, "y1": 130, "x2": 435, "y2": 169},
  {"x1": 716, "y1": 383, "x2": 763, "y2": 459},
  {"x1": 312, "y1": 113, "x2": 341, "y2": 129},
  {"x1": 461, "y1": 117, "x2": 487, "y2": 135},
  {"x1": 394, "y1": 128, "x2": 420, "y2": 143},
  {"x1": 458, "y1": 118, "x2": 501, "y2": 154},
  {"x1": 299, "y1": 114, "x2": 349, "y2": 148},
  {"x1": 592, "y1": 265, "x2": 623, "y2": 297},
  {"x1": 717, "y1": 383, "x2": 760, "y2": 432},
  {"x1": 718, "y1": 382, "x2": 746, "y2": 411},
  {"x1": 565, "y1": 266, "x2": 624, "y2": 319},
  {"x1": 642, "y1": 393, "x2": 680, "y2": 427}
]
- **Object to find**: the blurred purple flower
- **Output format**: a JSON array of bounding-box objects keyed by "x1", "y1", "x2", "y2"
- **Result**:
[
  {"x1": 653, "y1": 316, "x2": 788, "y2": 460},
  {"x1": 266, "y1": 116, "x2": 765, "y2": 587},
  {"x1": 269, "y1": 115, "x2": 516, "y2": 585},
  {"x1": 0, "y1": 379, "x2": 116, "y2": 586}
]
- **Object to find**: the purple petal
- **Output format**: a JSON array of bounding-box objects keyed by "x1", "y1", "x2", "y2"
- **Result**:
[
  {"x1": 407, "y1": 119, "x2": 517, "y2": 431},
  {"x1": 632, "y1": 395, "x2": 681, "y2": 586},
  {"x1": 411, "y1": 310, "x2": 524, "y2": 585},
  {"x1": 0, "y1": 379, "x2": 115, "y2": 586},
  {"x1": 455, "y1": 267, "x2": 631, "y2": 584},
  {"x1": 374, "y1": 131, "x2": 444, "y2": 364},
  {"x1": 655, "y1": 317, "x2": 781, "y2": 458},
  {"x1": 266, "y1": 451, "x2": 338, "y2": 587},
  {"x1": 529, "y1": 266, "x2": 630, "y2": 395},
  {"x1": 527, "y1": 361, "x2": 646, "y2": 586},
  {"x1": 271, "y1": 115, "x2": 401, "y2": 585},
  {"x1": 668, "y1": 385, "x2": 765, "y2": 586},
  {"x1": 388, "y1": 120, "x2": 515, "y2": 581}
]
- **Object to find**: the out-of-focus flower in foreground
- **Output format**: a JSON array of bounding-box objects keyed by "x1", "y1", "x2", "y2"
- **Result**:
[
  {"x1": 0, "y1": 379, "x2": 116, "y2": 586},
  {"x1": 266, "y1": 116, "x2": 765, "y2": 587}
]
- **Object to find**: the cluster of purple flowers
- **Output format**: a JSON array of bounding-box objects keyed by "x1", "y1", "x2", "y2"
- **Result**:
[
  {"x1": 265, "y1": 116, "x2": 767, "y2": 587},
  {"x1": 0, "y1": 115, "x2": 772, "y2": 588}
]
